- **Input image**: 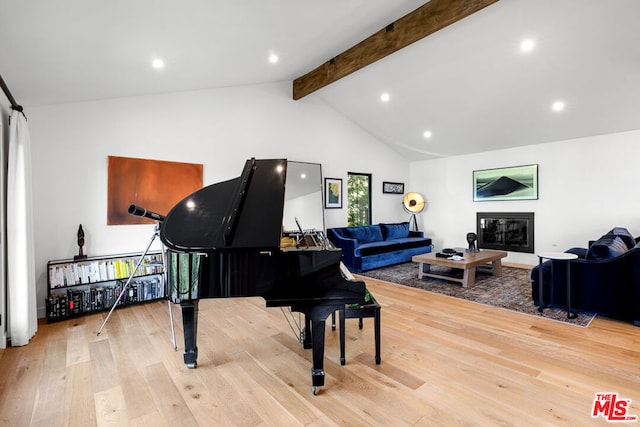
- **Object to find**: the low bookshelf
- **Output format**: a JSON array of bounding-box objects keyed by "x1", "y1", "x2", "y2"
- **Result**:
[{"x1": 47, "y1": 251, "x2": 165, "y2": 322}]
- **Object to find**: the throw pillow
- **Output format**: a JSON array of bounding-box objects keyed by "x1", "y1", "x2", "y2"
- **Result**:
[
  {"x1": 343, "y1": 225, "x2": 383, "y2": 244},
  {"x1": 586, "y1": 235, "x2": 628, "y2": 260},
  {"x1": 605, "y1": 227, "x2": 636, "y2": 249},
  {"x1": 380, "y1": 222, "x2": 410, "y2": 240}
]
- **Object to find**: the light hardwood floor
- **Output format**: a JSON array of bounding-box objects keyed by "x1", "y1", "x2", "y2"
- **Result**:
[{"x1": 1, "y1": 275, "x2": 639, "y2": 426}]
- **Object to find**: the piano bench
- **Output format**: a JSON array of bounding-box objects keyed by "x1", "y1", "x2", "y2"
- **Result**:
[{"x1": 331, "y1": 297, "x2": 381, "y2": 366}]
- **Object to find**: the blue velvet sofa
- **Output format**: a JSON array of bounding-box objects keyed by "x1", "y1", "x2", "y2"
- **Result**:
[
  {"x1": 327, "y1": 222, "x2": 432, "y2": 273},
  {"x1": 530, "y1": 227, "x2": 640, "y2": 325}
]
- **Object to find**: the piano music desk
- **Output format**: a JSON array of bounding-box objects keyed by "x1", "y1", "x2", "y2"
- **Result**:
[{"x1": 331, "y1": 296, "x2": 381, "y2": 366}]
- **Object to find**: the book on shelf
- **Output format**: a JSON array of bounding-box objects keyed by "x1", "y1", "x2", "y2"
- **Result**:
[
  {"x1": 47, "y1": 252, "x2": 166, "y2": 321},
  {"x1": 48, "y1": 253, "x2": 164, "y2": 288},
  {"x1": 47, "y1": 274, "x2": 166, "y2": 319}
]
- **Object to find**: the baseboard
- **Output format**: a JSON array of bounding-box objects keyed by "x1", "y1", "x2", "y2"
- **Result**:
[{"x1": 503, "y1": 262, "x2": 534, "y2": 270}]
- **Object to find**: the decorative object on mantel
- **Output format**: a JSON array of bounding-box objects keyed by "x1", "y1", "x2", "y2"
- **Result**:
[
  {"x1": 402, "y1": 192, "x2": 425, "y2": 231},
  {"x1": 324, "y1": 177, "x2": 343, "y2": 209},
  {"x1": 74, "y1": 224, "x2": 87, "y2": 261},
  {"x1": 473, "y1": 164, "x2": 538, "y2": 201},
  {"x1": 382, "y1": 181, "x2": 404, "y2": 194},
  {"x1": 466, "y1": 232, "x2": 478, "y2": 252}
]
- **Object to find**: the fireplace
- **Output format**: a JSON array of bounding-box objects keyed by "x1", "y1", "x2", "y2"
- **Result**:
[{"x1": 476, "y1": 212, "x2": 534, "y2": 253}]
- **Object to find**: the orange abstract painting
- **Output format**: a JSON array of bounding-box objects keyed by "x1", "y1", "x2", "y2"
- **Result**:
[{"x1": 107, "y1": 156, "x2": 203, "y2": 225}]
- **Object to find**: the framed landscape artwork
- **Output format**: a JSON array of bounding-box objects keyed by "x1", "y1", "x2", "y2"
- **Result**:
[
  {"x1": 324, "y1": 178, "x2": 342, "y2": 209},
  {"x1": 473, "y1": 164, "x2": 538, "y2": 201},
  {"x1": 383, "y1": 181, "x2": 404, "y2": 194}
]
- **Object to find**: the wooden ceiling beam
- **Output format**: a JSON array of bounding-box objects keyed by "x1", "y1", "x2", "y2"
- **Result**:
[{"x1": 292, "y1": 0, "x2": 500, "y2": 100}]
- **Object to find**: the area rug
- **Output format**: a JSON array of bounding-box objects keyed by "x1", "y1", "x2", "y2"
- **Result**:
[{"x1": 357, "y1": 262, "x2": 596, "y2": 327}]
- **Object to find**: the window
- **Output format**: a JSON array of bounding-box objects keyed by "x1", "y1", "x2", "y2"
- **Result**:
[{"x1": 347, "y1": 172, "x2": 371, "y2": 226}]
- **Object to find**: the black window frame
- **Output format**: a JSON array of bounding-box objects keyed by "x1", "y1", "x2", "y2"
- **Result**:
[{"x1": 347, "y1": 172, "x2": 372, "y2": 226}]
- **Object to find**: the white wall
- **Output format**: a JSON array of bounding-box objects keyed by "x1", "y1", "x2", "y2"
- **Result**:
[
  {"x1": 27, "y1": 81, "x2": 410, "y2": 317},
  {"x1": 410, "y1": 129, "x2": 640, "y2": 265}
]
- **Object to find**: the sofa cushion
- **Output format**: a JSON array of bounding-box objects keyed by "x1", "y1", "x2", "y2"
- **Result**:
[
  {"x1": 605, "y1": 227, "x2": 636, "y2": 249},
  {"x1": 380, "y1": 222, "x2": 410, "y2": 240},
  {"x1": 342, "y1": 225, "x2": 383, "y2": 244},
  {"x1": 356, "y1": 240, "x2": 396, "y2": 256},
  {"x1": 586, "y1": 235, "x2": 628, "y2": 260},
  {"x1": 357, "y1": 237, "x2": 432, "y2": 256}
]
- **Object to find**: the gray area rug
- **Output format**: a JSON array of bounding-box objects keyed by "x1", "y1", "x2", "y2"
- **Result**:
[{"x1": 357, "y1": 262, "x2": 596, "y2": 327}]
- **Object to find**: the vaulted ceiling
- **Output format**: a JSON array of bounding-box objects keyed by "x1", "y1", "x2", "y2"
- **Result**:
[{"x1": 2, "y1": 0, "x2": 639, "y2": 160}]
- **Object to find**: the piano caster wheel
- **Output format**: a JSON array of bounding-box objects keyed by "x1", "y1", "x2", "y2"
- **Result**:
[
  {"x1": 312, "y1": 386, "x2": 319, "y2": 396},
  {"x1": 186, "y1": 362, "x2": 197, "y2": 369}
]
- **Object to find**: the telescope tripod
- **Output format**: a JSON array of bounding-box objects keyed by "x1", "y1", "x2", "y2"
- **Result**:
[{"x1": 96, "y1": 223, "x2": 177, "y2": 351}]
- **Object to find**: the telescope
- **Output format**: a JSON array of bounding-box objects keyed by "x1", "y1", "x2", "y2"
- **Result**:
[
  {"x1": 98, "y1": 203, "x2": 168, "y2": 337},
  {"x1": 128, "y1": 204, "x2": 166, "y2": 222}
]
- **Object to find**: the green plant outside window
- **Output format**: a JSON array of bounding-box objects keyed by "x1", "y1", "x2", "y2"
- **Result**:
[{"x1": 347, "y1": 173, "x2": 371, "y2": 226}]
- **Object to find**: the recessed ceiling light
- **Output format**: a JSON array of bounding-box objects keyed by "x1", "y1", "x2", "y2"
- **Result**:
[
  {"x1": 551, "y1": 100, "x2": 565, "y2": 112},
  {"x1": 380, "y1": 93, "x2": 390, "y2": 102},
  {"x1": 151, "y1": 58, "x2": 165, "y2": 69},
  {"x1": 268, "y1": 53, "x2": 279, "y2": 64},
  {"x1": 520, "y1": 39, "x2": 535, "y2": 52},
  {"x1": 423, "y1": 130, "x2": 432, "y2": 139}
]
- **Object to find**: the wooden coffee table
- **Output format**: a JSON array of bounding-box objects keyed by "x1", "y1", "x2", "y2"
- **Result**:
[{"x1": 412, "y1": 250, "x2": 508, "y2": 287}]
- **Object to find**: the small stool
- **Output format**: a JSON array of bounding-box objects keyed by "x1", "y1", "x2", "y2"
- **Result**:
[{"x1": 331, "y1": 296, "x2": 381, "y2": 365}]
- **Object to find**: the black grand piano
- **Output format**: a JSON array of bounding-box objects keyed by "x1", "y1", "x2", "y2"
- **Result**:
[{"x1": 158, "y1": 158, "x2": 368, "y2": 394}]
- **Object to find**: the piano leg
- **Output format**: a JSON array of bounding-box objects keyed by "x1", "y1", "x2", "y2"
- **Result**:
[
  {"x1": 299, "y1": 304, "x2": 346, "y2": 395},
  {"x1": 310, "y1": 317, "x2": 326, "y2": 394},
  {"x1": 303, "y1": 315, "x2": 312, "y2": 349},
  {"x1": 180, "y1": 300, "x2": 199, "y2": 368}
]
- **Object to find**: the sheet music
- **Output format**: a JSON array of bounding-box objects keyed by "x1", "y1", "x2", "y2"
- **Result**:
[{"x1": 339, "y1": 262, "x2": 355, "y2": 281}]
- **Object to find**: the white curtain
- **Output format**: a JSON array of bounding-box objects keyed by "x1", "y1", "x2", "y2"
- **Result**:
[{"x1": 7, "y1": 109, "x2": 37, "y2": 346}]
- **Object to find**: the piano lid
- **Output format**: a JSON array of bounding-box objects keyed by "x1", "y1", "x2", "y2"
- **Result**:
[{"x1": 160, "y1": 158, "x2": 287, "y2": 252}]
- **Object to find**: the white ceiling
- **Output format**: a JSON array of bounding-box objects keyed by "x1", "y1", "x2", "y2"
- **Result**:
[{"x1": 2, "y1": 0, "x2": 639, "y2": 161}]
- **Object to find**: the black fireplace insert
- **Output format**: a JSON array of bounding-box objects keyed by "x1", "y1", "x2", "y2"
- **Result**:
[{"x1": 476, "y1": 212, "x2": 534, "y2": 253}]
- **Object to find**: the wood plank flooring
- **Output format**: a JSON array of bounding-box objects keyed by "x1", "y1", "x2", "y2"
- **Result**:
[{"x1": 1, "y1": 275, "x2": 639, "y2": 426}]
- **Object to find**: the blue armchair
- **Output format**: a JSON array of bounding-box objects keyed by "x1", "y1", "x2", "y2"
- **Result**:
[{"x1": 531, "y1": 227, "x2": 640, "y2": 325}]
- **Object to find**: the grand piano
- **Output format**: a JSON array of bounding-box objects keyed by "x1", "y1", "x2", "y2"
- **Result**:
[{"x1": 157, "y1": 158, "x2": 368, "y2": 394}]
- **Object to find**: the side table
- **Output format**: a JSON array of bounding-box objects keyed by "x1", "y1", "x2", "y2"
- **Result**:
[{"x1": 537, "y1": 252, "x2": 578, "y2": 319}]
